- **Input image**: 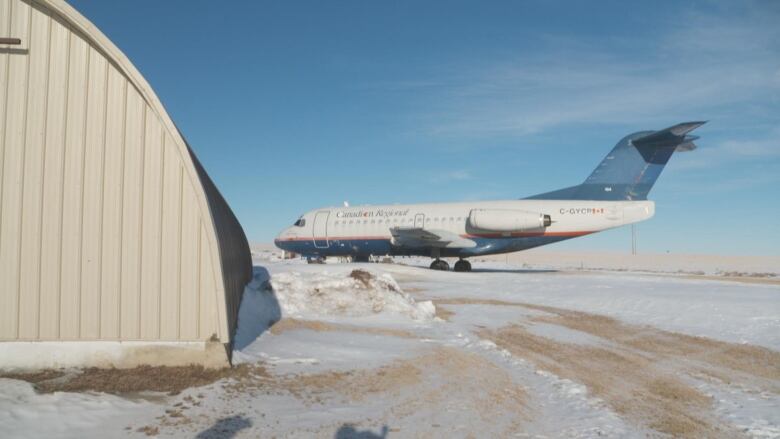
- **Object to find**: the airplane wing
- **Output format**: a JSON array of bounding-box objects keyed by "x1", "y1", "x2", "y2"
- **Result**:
[{"x1": 390, "y1": 227, "x2": 477, "y2": 249}]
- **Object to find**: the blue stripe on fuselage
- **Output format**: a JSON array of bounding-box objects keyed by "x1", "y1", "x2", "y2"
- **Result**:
[{"x1": 274, "y1": 235, "x2": 574, "y2": 258}]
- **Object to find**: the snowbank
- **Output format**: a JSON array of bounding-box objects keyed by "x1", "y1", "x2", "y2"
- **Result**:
[
  {"x1": 480, "y1": 250, "x2": 780, "y2": 276},
  {"x1": 232, "y1": 268, "x2": 282, "y2": 350},
  {"x1": 0, "y1": 378, "x2": 158, "y2": 439},
  {"x1": 232, "y1": 268, "x2": 434, "y2": 354},
  {"x1": 270, "y1": 270, "x2": 435, "y2": 321}
]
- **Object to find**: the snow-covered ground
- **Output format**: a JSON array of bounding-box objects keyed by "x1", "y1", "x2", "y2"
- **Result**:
[{"x1": 2, "y1": 252, "x2": 779, "y2": 438}]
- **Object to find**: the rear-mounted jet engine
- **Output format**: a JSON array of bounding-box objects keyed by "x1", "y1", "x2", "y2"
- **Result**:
[{"x1": 468, "y1": 209, "x2": 552, "y2": 232}]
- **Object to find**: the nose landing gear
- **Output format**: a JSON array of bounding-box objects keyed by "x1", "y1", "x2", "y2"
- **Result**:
[{"x1": 454, "y1": 259, "x2": 472, "y2": 272}]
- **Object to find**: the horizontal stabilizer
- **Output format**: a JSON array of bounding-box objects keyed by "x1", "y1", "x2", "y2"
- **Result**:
[{"x1": 632, "y1": 121, "x2": 706, "y2": 147}]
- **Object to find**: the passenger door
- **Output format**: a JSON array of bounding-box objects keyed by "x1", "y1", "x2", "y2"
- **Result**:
[
  {"x1": 312, "y1": 211, "x2": 330, "y2": 248},
  {"x1": 414, "y1": 213, "x2": 425, "y2": 229}
]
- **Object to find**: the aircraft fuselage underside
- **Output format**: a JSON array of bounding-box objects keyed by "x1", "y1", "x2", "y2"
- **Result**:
[{"x1": 276, "y1": 235, "x2": 579, "y2": 259}]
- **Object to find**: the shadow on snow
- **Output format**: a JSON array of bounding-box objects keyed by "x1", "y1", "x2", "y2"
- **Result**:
[
  {"x1": 195, "y1": 415, "x2": 252, "y2": 439},
  {"x1": 335, "y1": 424, "x2": 390, "y2": 439},
  {"x1": 232, "y1": 265, "x2": 281, "y2": 351}
]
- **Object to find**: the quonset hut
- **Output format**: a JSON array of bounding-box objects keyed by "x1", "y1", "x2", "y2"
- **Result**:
[{"x1": 0, "y1": 0, "x2": 251, "y2": 368}]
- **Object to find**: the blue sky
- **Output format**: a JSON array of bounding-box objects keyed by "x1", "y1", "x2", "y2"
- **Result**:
[{"x1": 69, "y1": 0, "x2": 780, "y2": 255}]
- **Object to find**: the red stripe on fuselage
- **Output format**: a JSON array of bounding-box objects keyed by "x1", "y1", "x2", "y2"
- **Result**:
[
  {"x1": 463, "y1": 231, "x2": 594, "y2": 238},
  {"x1": 276, "y1": 235, "x2": 389, "y2": 242}
]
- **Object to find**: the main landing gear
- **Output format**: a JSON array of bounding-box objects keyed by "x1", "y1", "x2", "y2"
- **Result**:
[
  {"x1": 454, "y1": 259, "x2": 472, "y2": 272},
  {"x1": 429, "y1": 259, "x2": 472, "y2": 272},
  {"x1": 429, "y1": 259, "x2": 450, "y2": 271},
  {"x1": 428, "y1": 248, "x2": 472, "y2": 272}
]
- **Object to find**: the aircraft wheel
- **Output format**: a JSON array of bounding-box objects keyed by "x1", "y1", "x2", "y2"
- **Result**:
[
  {"x1": 430, "y1": 259, "x2": 449, "y2": 271},
  {"x1": 454, "y1": 259, "x2": 471, "y2": 272}
]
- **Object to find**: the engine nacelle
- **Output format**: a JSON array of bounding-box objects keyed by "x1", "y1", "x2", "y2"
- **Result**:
[{"x1": 468, "y1": 209, "x2": 552, "y2": 232}]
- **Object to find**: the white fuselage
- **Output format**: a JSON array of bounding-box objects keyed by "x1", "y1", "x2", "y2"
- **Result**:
[{"x1": 275, "y1": 199, "x2": 654, "y2": 258}]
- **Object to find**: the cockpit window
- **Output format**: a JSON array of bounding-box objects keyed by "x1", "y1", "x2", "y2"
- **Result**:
[{"x1": 293, "y1": 217, "x2": 306, "y2": 227}]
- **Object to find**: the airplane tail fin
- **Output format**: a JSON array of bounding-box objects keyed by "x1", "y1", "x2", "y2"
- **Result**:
[{"x1": 527, "y1": 121, "x2": 705, "y2": 201}]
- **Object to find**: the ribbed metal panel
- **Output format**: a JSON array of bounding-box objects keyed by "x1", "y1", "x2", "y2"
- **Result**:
[{"x1": 0, "y1": 0, "x2": 251, "y2": 344}]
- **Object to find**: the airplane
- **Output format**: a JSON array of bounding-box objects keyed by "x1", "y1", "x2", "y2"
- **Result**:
[{"x1": 275, "y1": 121, "x2": 705, "y2": 271}]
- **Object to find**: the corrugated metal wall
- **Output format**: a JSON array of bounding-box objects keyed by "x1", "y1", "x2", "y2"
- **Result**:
[{"x1": 0, "y1": 0, "x2": 251, "y2": 343}]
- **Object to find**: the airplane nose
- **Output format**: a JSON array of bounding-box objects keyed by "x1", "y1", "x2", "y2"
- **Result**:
[{"x1": 274, "y1": 229, "x2": 289, "y2": 249}]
